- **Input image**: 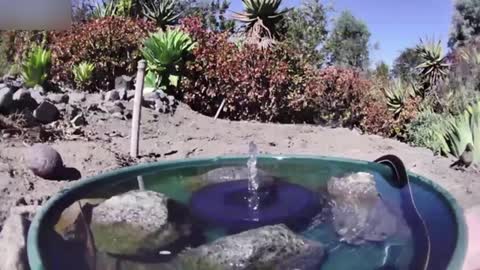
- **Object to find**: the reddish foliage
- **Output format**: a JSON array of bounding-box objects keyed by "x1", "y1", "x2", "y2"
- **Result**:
[
  {"x1": 180, "y1": 17, "x2": 304, "y2": 122},
  {"x1": 49, "y1": 17, "x2": 156, "y2": 91}
]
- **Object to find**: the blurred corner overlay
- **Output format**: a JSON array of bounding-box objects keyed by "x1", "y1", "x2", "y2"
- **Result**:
[{"x1": 0, "y1": 0, "x2": 71, "y2": 30}]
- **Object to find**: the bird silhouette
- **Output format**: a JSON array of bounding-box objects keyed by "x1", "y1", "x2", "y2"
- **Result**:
[{"x1": 450, "y1": 143, "x2": 474, "y2": 169}]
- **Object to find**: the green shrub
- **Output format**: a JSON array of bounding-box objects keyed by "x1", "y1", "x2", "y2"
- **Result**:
[
  {"x1": 407, "y1": 108, "x2": 449, "y2": 154},
  {"x1": 141, "y1": 28, "x2": 195, "y2": 92},
  {"x1": 21, "y1": 46, "x2": 51, "y2": 88},
  {"x1": 72, "y1": 61, "x2": 95, "y2": 90},
  {"x1": 49, "y1": 17, "x2": 156, "y2": 91}
]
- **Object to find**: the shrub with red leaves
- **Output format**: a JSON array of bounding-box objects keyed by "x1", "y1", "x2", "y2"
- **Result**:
[
  {"x1": 289, "y1": 67, "x2": 372, "y2": 127},
  {"x1": 180, "y1": 17, "x2": 305, "y2": 122},
  {"x1": 49, "y1": 17, "x2": 156, "y2": 91}
]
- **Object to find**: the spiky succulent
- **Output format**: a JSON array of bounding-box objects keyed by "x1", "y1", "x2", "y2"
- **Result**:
[
  {"x1": 416, "y1": 39, "x2": 450, "y2": 93},
  {"x1": 21, "y1": 46, "x2": 51, "y2": 88},
  {"x1": 142, "y1": 29, "x2": 195, "y2": 91},
  {"x1": 383, "y1": 79, "x2": 415, "y2": 116},
  {"x1": 140, "y1": 0, "x2": 179, "y2": 30},
  {"x1": 72, "y1": 61, "x2": 95, "y2": 89},
  {"x1": 232, "y1": 0, "x2": 288, "y2": 46}
]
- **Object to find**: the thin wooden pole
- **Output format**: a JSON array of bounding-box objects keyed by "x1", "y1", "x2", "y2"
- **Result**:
[
  {"x1": 130, "y1": 60, "x2": 146, "y2": 158},
  {"x1": 214, "y1": 99, "x2": 226, "y2": 120}
]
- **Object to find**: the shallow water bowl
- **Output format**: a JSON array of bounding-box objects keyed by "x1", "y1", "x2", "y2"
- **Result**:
[{"x1": 27, "y1": 155, "x2": 468, "y2": 270}]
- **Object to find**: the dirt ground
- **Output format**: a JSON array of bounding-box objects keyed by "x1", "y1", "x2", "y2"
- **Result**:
[{"x1": 1, "y1": 102, "x2": 479, "y2": 229}]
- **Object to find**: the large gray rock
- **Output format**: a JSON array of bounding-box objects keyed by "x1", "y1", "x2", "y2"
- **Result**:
[
  {"x1": 13, "y1": 89, "x2": 38, "y2": 111},
  {"x1": 91, "y1": 190, "x2": 189, "y2": 256},
  {"x1": 33, "y1": 101, "x2": 60, "y2": 124},
  {"x1": 199, "y1": 166, "x2": 275, "y2": 188},
  {"x1": 104, "y1": 90, "x2": 120, "y2": 101},
  {"x1": 327, "y1": 172, "x2": 410, "y2": 245},
  {"x1": 68, "y1": 92, "x2": 86, "y2": 104},
  {"x1": 25, "y1": 144, "x2": 64, "y2": 179},
  {"x1": 115, "y1": 75, "x2": 133, "y2": 91},
  {"x1": 47, "y1": 93, "x2": 69, "y2": 104},
  {"x1": 0, "y1": 206, "x2": 39, "y2": 270},
  {"x1": 180, "y1": 224, "x2": 325, "y2": 270},
  {"x1": 0, "y1": 87, "x2": 13, "y2": 113},
  {"x1": 29, "y1": 88, "x2": 46, "y2": 104}
]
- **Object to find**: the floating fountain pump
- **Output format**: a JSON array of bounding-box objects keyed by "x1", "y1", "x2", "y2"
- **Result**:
[{"x1": 189, "y1": 142, "x2": 321, "y2": 232}]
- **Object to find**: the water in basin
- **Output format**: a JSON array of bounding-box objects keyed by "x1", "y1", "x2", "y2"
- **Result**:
[{"x1": 35, "y1": 146, "x2": 460, "y2": 270}]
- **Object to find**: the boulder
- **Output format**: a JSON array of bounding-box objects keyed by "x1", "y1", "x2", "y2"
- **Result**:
[
  {"x1": 25, "y1": 144, "x2": 64, "y2": 179},
  {"x1": 71, "y1": 113, "x2": 86, "y2": 127},
  {"x1": 47, "y1": 93, "x2": 69, "y2": 104},
  {"x1": 0, "y1": 87, "x2": 13, "y2": 113},
  {"x1": 0, "y1": 206, "x2": 39, "y2": 270},
  {"x1": 29, "y1": 88, "x2": 45, "y2": 104},
  {"x1": 197, "y1": 166, "x2": 275, "y2": 190},
  {"x1": 12, "y1": 89, "x2": 38, "y2": 111},
  {"x1": 91, "y1": 190, "x2": 190, "y2": 256},
  {"x1": 115, "y1": 75, "x2": 133, "y2": 91},
  {"x1": 104, "y1": 90, "x2": 120, "y2": 102},
  {"x1": 327, "y1": 172, "x2": 410, "y2": 245},
  {"x1": 68, "y1": 92, "x2": 86, "y2": 104},
  {"x1": 180, "y1": 224, "x2": 325, "y2": 270},
  {"x1": 33, "y1": 101, "x2": 60, "y2": 124}
]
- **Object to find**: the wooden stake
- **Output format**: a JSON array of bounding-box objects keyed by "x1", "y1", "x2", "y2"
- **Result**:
[
  {"x1": 130, "y1": 60, "x2": 146, "y2": 158},
  {"x1": 214, "y1": 99, "x2": 226, "y2": 120}
]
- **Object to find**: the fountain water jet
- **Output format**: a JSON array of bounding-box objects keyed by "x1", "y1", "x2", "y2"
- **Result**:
[{"x1": 189, "y1": 142, "x2": 320, "y2": 232}]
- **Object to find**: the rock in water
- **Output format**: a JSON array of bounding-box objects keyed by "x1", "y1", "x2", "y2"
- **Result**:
[
  {"x1": 198, "y1": 166, "x2": 275, "y2": 188},
  {"x1": 91, "y1": 190, "x2": 189, "y2": 256},
  {"x1": 180, "y1": 224, "x2": 325, "y2": 270},
  {"x1": 33, "y1": 101, "x2": 60, "y2": 124},
  {"x1": 25, "y1": 144, "x2": 64, "y2": 179},
  {"x1": 0, "y1": 87, "x2": 13, "y2": 113},
  {"x1": 0, "y1": 206, "x2": 39, "y2": 270},
  {"x1": 327, "y1": 172, "x2": 410, "y2": 245}
]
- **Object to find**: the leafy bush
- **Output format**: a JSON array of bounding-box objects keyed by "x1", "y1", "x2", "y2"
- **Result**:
[
  {"x1": 49, "y1": 17, "x2": 156, "y2": 91},
  {"x1": 407, "y1": 108, "x2": 449, "y2": 154},
  {"x1": 180, "y1": 17, "x2": 306, "y2": 122},
  {"x1": 72, "y1": 61, "x2": 95, "y2": 90},
  {"x1": 141, "y1": 29, "x2": 195, "y2": 91},
  {"x1": 21, "y1": 46, "x2": 51, "y2": 88},
  {"x1": 291, "y1": 66, "x2": 372, "y2": 127}
]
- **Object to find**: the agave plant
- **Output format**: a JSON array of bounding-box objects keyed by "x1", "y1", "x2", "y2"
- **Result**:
[
  {"x1": 91, "y1": 0, "x2": 134, "y2": 18},
  {"x1": 415, "y1": 39, "x2": 450, "y2": 95},
  {"x1": 141, "y1": 29, "x2": 195, "y2": 92},
  {"x1": 72, "y1": 62, "x2": 95, "y2": 89},
  {"x1": 232, "y1": 0, "x2": 288, "y2": 47},
  {"x1": 382, "y1": 79, "x2": 415, "y2": 116},
  {"x1": 139, "y1": 0, "x2": 179, "y2": 30},
  {"x1": 439, "y1": 101, "x2": 480, "y2": 163},
  {"x1": 21, "y1": 46, "x2": 51, "y2": 88}
]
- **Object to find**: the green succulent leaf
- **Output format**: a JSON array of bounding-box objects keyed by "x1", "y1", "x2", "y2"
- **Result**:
[{"x1": 21, "y1": 46, "x2": 51, "y2": 88}]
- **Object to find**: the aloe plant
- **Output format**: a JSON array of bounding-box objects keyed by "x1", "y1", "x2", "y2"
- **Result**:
[
  {"x1": 72, "y1": 62, "x2": 95, "y2": 89},
  {"x1": 141, "y1": 29, "x2": 195, "y2": 92},
  {"x1": 416, "y1": 38, "x2": 450, "y2": 95},
  {"x1": 383, "y1": 79, "x2": 415, "y2": 116},
  {"x1": 91, "y1": 0, "x2": 134, "y2": 18},
  {"x1": 139, "y1": 0, "x2": 179, "y2": 30},
  {"x1": 21, "y1": 46, "x2": 51, "y2": 88},
  {"x1": 232, "y1": 0, "x2": 288, "y2": 45}
]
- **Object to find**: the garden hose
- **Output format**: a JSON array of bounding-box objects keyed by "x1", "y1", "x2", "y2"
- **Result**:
[{"x1": 374, "y1": 155, "x2": 431, "y2": 270}]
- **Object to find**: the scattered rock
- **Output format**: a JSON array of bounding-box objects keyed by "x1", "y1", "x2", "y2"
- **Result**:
[
  {"x1": 12, "y1": 89, "x2": 38, "y2": 111},
  {"x1": 85, "y1": 93, "x2": 104, "y2": 105},
  {"x1": 180, "y1": 224, "x2": 325, "y2": 270},
  {"x1": 25, "y1": 144, "x2": 64, "y2": 179},
  {"x1": 29, "y1": 88, "x2": 45, "y2": 104},
  {"x1": 126, "y1": 90, "x2": 136, "y2": 100},
  {"x1": 71, "y1": 113, "x2": 86, "y2": 127},
  {"x1": 33, "y1": 101, "x2": 60, "y2": 124},
  {"x1": 199, "y1": 166, "x2": 275, "y2": 188},
  {"x1": 0, "y1": 87, "x2": 13, "y2": 113},
  {"x1": 0, "y1": 205, "x2": 39, "y2": 270},
  {"x1": 68, "y1": 92, "x2": 86, "y2": 104},
  {"x1": 66, "y1": 105, "x2": 82, "y2": 120},
  {"x1": 47, "y1": 93, "x2": 69, "y2": 104},
  {"x1": 327, "y1": 172, "x2": 410, "y2": 244},
  {"x1": 105, "y1": 90, "x2": 120, "y2": 101},
  {"x1": 91, "y1": 190, "x2": 190, "y2": 256},
  {"x1": 118, "y1": 88, "x2": 127, "y2": 100},
  {"x1": 115, "y1": 75, "x2": 133, "y2": 91}
]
